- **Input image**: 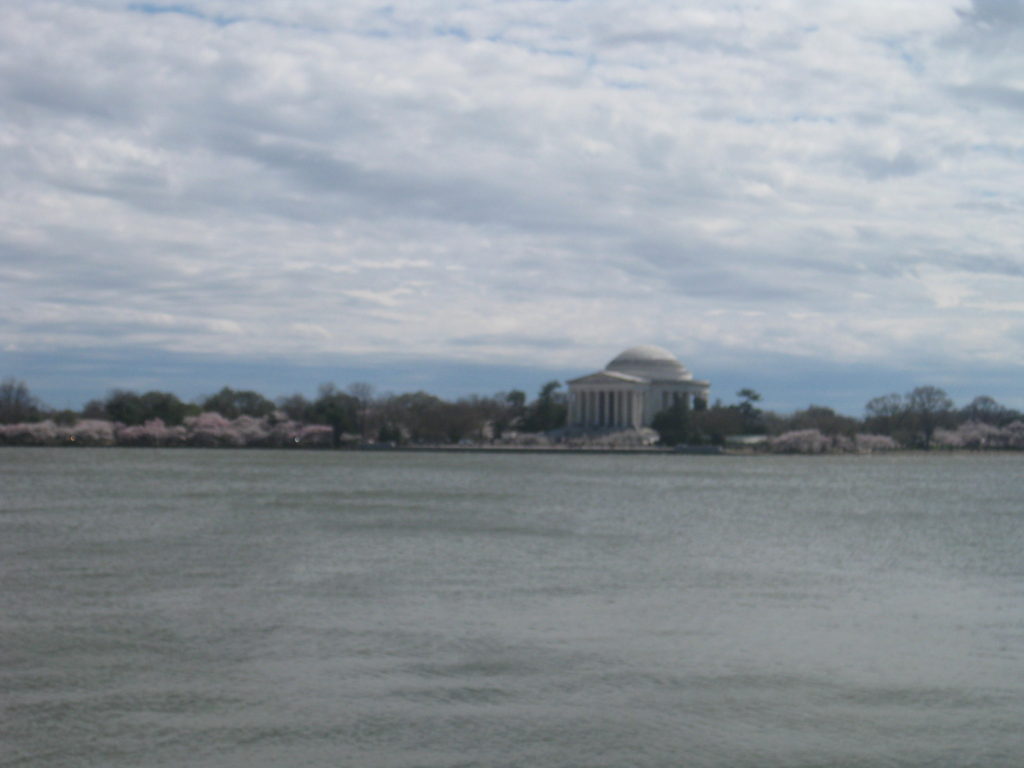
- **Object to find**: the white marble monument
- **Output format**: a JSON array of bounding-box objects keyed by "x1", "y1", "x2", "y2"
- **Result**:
[{"x1": 566, "y1": 345, "x2": 710, "y2": 429}]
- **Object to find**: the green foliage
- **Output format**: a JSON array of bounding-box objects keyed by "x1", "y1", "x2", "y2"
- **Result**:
[
  {"x1": 202, "y1": 387, "x2": 275, "y2": 419},
  {"x1": 277, "y1": 393, "x2": 313, "y2": 422},
  {"x1": 102, "y1": 389, "x2": 190, "y2": 426},
  {"x1": 379, "y1": 391, "x2": 449, "y2": 443},
  {"x1": 782, "y1": 405, "x2": 859, "y2": 437},
  {"x1": 311, "y1": 384, "x2": 360, "y2": 447},
  {"x1": 488, "y1": 390, "x2": 526, "y2": 439},
  {"x1": 103, "y1": 390, "x2": 147, "y2": 425},
  {"x1": 140, "y1": 391, "x2": 190, "y2": 425},
  {"x1": 736, "y1": 388, "x2": 765, "y2": 433},
  {"x1": 522, "y1": 381, "x2": 567, "y2": 432},
  {"x1": 377, "y1": 422, "x2": 402, "y2": 444},
  {"x1": 691, "y1": 402, "x2": 745, "y2": 445},
  {"x1": 737, "y1": 388, "x2": 762, "y2": 405},
  {"x1": 651, "y1": 397, "x2": 692, "y2": 446},
  {"x1": 506, "y1": 390, "x2": 526, "y2": 410}
]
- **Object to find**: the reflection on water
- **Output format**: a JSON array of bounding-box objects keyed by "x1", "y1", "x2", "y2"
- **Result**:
[{"x1": 2, "y1": 448, "x2": 1023, "y2": 767}]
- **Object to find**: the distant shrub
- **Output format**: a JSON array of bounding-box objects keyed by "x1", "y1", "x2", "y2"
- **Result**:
[
  {"x1": 0, "y1": 420, "x2": 62, "y2": 446},
  {"x1": 852, "y1": 433, "x2": 898, "y2": 452},
  {"x1": 231, "y1": 415, "x2": 272, "y2": 447},
  {"x1": 769, "y1": 430, "x2": 899, "y2": 454},
  {"x1": 115, "y1": 418, "x2": 185, "y2": 447},
  {"x1": 933, "y1": 420, "x2": 1024, "y2": 450},
  {"x1": 185, "y1": 412, "x2": 244, "y2": 447},
  {"x1": 70, "y1": 419, "x2": 117, "y2": 446},
  {"x1": 768, "y1": 429, "x2": 832, "y2": 454},
  {"x1": 1006, "y1": 421, "x2": 1024, "y2": 449},
  {"x1": 295, "y1": 424, "x2": 332, "y2": 447}
]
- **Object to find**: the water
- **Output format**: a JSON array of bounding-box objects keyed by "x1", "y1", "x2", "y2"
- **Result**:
[{"x1": 2, "y1": 448, "x2": 1023, "y2": 767}]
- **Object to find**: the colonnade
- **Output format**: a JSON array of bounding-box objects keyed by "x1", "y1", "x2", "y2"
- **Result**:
[{"x1": 569, "y1": 389, "x2": 645, "y2": 429}]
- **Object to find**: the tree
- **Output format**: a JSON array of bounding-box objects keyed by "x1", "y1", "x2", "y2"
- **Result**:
[
  {"x1": 784, "y1": 405, "x2": 859, "y2": 437},
  {"x1": 101, "y1": 389, "x2": 192, "y2": 426},
  {"x1": 278, "y1": 393, "x2": 313, "y2": 422},
  {"x1": 864, "y1": 393, "x2": 904, "y2": 436},
  {"x1": 139, "y1": 391, "x2": 191, "y2": 426},
  {"x1": 905, "y1": 385, "x2": 954, "y2": 448},
  {"x1": 201, "y1": 387, "x2": 275, "y2": 419},
  {"x1": 377, "y1": 422, "x2": 402, "y2": 444},
  {"x1": 691, "y1": 401, "x2": 745, "y2": 445},
  {"x1": 442, "y1": 399, "x2": 488, "y2": 443},
  {"x1": 379, "y1": 391, "x2": 448, "y2": 443},
  {"x1": 347, "y1": 382, "x2": 375, "y2": 439},
  {"x1": 736, "y1": 388, "x2": 765, "y2": 434},
  {"x1": 489, "y1": 390, "x2": 526, "y2": 438},
  {"x1": 651, "y1": 397, "x2": 692, "y2": 446},
  {"x1": 865, "y1": 386, "x2": 955, "y2": 448},
  {"x1": 103, "y1": 390, "x2": 148, "y2": 425},
  {"x1": 960, "y1": 395, "x2": 1018, "y2": 426},
  {"x1": 0, "y1": 379, "x2": 43, "y2": 423},
  {"x1": 311, "y1": 384, "x2": 359, "y2": 447},
  {"x1": 522, "y1": 381, "x2": 567, "y2": 432}
]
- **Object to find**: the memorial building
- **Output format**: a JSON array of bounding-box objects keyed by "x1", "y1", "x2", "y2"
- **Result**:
[{"x1": 566, "y1": 345, "x2": 710, "y2": 430}]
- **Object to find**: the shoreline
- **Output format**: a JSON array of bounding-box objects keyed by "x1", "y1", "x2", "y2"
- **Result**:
[{"x1": 2, "y1": 443, "x2": 1018, "y2": 456}]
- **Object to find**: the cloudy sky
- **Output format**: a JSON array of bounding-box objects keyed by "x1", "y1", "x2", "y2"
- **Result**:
[{"x1": 3, "y1": 0, "x2": 1023, "y2": 413}]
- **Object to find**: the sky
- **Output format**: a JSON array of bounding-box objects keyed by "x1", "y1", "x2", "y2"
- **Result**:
[{"x1": 2, "y1": 0, "x2": 1024, "y2": 415}]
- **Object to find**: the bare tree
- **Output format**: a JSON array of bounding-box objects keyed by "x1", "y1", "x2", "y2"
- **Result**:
[{"x1": 0, "y1": 378, "x2": 43, "y2": 423}]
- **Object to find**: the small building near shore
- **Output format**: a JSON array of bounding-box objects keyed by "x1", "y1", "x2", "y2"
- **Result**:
[{"x1": 566, "y1": 345, "x2": 710, "y2": 430}]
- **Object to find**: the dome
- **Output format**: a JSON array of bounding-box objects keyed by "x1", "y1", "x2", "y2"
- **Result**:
[{"x1": 605, "y1": 345, "x2": 692, "y2": 382}]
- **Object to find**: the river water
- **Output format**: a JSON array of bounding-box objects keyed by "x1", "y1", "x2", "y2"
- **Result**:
[{"x1": 2, "y1": 448, "x2": 1023, "y2": 767}]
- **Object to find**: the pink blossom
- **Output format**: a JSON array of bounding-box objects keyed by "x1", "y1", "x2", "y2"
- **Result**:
[
  {"x1": 1002, "y1": 420, "x2": 1024, "y2": 449},
  {"x1": 231, "y1": 415, "x2": 271, "y2": 446},
  {"x1": 769, "y1": 429, "x2": 832, "y2": 454},
  {"x1": 185, "y1": 412, "x2": 244, "y2": 447},
  {"x1": 934, "y1": 420, "x2": 1004, "y2": 449},
  {"x1": 295, "y1": 424, "x2": 332, "y2": 447},
  {"x1": 115, "y1": 418, "x2": 183, "y2": 446},
  {"x1": 71, "y1": 419, "x2": 116, "y2": 446},
  {"x1": 0, "y1": 420, "x2": 62, "y2": 445},
  {"x1": 853, "y1": 433, "x2": 898, "y2": 452},
  {"x1": 266, "y1": 419, "x2": 303, "y2": 447}
]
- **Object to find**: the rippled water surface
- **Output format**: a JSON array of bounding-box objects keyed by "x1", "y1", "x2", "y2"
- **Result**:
[{"x1": 3, "y1": 448, "x2": 1023, "y2": 767}]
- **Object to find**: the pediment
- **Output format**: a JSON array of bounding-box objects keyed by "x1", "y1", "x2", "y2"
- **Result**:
[{"x1": 567, "y1": 370, "x2": 648, "y2": 386}]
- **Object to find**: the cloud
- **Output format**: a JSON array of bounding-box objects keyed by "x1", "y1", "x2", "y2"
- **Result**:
[{"x1": 2, "y1": 0, "x2": 1024, "y2": 409}]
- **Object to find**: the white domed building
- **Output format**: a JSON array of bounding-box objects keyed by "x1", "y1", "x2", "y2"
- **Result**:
[{"x1": 566, "y1": 346, "x2": 710, "y2": 429}]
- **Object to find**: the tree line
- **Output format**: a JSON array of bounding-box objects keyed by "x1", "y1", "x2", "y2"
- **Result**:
[
  {"x1": 1, "y1": 377, "x2": 1021, "y2": 451},
  {"x1": 0, "y1": 378, "x2": 567, "y2": 448}
]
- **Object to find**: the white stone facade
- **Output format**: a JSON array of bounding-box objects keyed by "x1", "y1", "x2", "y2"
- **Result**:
[{"x1": 566, "y1": 346, "x2": 710, "y2": 429}]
